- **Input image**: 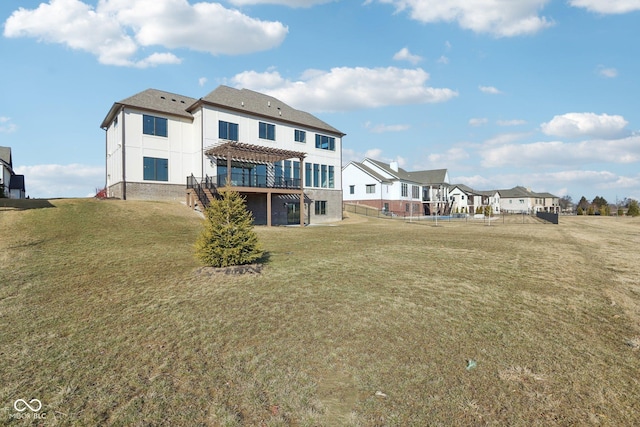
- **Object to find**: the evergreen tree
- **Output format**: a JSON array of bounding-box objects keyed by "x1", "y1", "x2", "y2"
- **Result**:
[
  {"x1": 627, "y1": 199, "x2": 640, "y2": 217},
  {"x1": 195, "y1": 186, "x2": 263, "y2": 267}
]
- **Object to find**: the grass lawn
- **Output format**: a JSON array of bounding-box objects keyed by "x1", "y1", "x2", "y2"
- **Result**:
[{"x1": 1, "y1": 198, "x2": 639, "y2": 426}]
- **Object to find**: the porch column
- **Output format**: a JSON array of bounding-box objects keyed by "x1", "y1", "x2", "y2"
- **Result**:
[
  {"x1": 299, "y1": 157, "x2": 305, "y2": 226},
  {"x1": 267, "y1": 191, "x2": 272, "y2": 227},
  {"x1": 226, "y1": 153, "x2": 232, "y2": 186}
]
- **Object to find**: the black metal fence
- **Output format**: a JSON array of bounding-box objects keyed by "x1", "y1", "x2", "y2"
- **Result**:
[{"x1": 536, "y1": 211, "x2": 559, "y2": 224}]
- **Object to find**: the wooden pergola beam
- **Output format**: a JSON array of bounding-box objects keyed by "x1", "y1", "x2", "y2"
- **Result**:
[{"x1": 205, "y1": 141, "x2": 306, "y2": 164}]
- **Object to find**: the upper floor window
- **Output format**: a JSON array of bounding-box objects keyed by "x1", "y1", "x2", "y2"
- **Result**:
[
  {"x1": 259, "y1": 122, "x2": 275, "y2": 141},
  {"x1": 143, "y1": 157, "x2": 168, "y2": 181},
  {"x1": 295, "y1": 129, "x2": 306, "y2": 143},
  {"x1": 349, "y1": 185, "x2": 355, "y2": 194},
  {"x1": 366, "y1": 184, "x2": 376, "y2": 194},
  {"x1": 143, "y1": 115, "x2": 167, "y2": 137},
  {"x1": 219, "y1": 120, "x2": 238, "y2": 141},
  {"x1": 401, "y1": 183, "x2": 408, "y2": 197},
  {"x1": 315, "y1": 134, "x2": 335, "y2": 151},
  {"x1": 412, "y1": 185, "x2": 419, "y2": 199}
]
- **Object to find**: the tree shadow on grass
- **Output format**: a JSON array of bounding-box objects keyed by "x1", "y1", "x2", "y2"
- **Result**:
[{"x1": 0, "y1": 198, "x2": 56, "y2": 211}]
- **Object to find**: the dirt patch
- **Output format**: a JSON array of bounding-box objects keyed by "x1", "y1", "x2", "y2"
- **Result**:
[{"x1": 193, "y1": 264, "x2": 263, "y2": 276}]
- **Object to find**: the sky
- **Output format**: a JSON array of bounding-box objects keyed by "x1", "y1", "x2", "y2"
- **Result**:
[{"x1": 1, "y1": 0, "x2": 639, "y2": 204}]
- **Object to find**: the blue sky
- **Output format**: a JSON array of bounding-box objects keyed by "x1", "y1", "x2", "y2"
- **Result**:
[{"x1": 1, "y1": 0, "x2": 639, "y2": 204}]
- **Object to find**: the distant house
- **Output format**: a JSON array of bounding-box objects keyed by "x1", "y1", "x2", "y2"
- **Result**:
[
  {"x1": 100, "y1": 86, "x2": 345, "y2": 226},
  {"x1": 448, "y1": 184, "x2": 500, "y2": 214},
  {"x1": 499, "y1": 186, "x2": 559, "y2": 213},
  {"x1": 0, "y1": 146, "x2": 26, "y2": 199},
  {"x1": 342, "y1": 158, "x2": 450, "y2": 215}
]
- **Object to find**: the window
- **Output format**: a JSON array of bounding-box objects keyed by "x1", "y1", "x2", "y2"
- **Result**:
[
  {"x1": 305, "y1": 163, "x2": 312, "y2": 187},
  {"x1": 315, "y1": 201, "x2": 327, "y2": 215},
  {"x1": 143, "y1": 115, "x2": 167, "y2": 137},
  {"x1": 219, "y1": 120, "x2": 238, "y2": 141},
  {"x1": 401, "y1": 183, "x2": 408, "y2": 197},
  {"x1": 315, "y1": 134, "x2": 335, "y2": 151},
  {"x1": 349, "y1": 185, "x2": 355, "y2": 194},
  {"x1": 412, "y1": 185, "x2": 419, "y2": 199},
  {"x1": 321, "y1": 165, "x2": 327, "y2": 188},
  {"x1": 313, "y1": 164, "x2": 320, "y2": 187},
  {"x1": 293, "y1": 161, "x2": 300, "y2": 181},
  {"x1": 295, "y1": 129, "x2": 306, "y2": 143},
  {"x1": 259, "y1": 122, "x2": 275, "y2": 140},
  {"x1": 366, "y1": 184, "x2": 375, "y2": 194},
  {"x1": 328, "y1": 166, "x2": 334, "y2": 188},
  {"x1": 284, "y1": 160, "x2": 291, "y2": 182},
  {"x1": 143, "y1": 157, "x2": 168, "y2": 181}
]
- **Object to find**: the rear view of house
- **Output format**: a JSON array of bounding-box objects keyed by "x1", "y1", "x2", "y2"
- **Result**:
[
  {"x1": 0, "y1": 146, "x2": 26, "y2": 199},
  {"x1": 100, "y1": 86, "x2": 345, "y2": 226}
]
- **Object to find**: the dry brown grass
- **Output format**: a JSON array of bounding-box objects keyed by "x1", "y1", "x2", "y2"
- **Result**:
[{"x1": 1, "y1": 200, "x2": 639, "y2": 426}]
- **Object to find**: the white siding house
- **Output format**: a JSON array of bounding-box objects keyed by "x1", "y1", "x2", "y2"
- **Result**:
[
  {"x1": 343, "y1": 158, "x2": 449, "y2": 216},
  {"x1": 101, "y1": 86, "x2": 345, "y2": 225},
  {"x1": 0, "y1": 146, "x2": 26, "y2": 199}
]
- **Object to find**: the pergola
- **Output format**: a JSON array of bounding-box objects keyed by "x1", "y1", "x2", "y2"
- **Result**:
[{"x1": 205, "y1": 141, "x2": 307, "y2": 226}]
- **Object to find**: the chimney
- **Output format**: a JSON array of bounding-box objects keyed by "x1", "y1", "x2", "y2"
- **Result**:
[{"x1": 390, "y1": 161, "x2": 398, "y2": 172}]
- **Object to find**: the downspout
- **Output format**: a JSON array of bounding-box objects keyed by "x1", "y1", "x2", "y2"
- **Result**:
[
  {"x1": 121, "y1": 106, "x2": 126, "y2": 200},
  {"x1": 201, "y1": 105, "x2": 204, "y2": 180}
]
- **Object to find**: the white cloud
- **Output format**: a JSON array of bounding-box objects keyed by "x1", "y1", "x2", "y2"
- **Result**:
[
  {"x1": 479, "y1": 85, "x2": 502, "y2": 94},
  {"x1": 365, "y1": 122, "x2": 411, "y2": 133},
  {"x1": 393, "y1": 47, "x2": 423, "y2": 64},
  {"x1": 3, "y1": 0, "x2": 288, "y2": 67},
  {"x1": 497, "y1": 119, "x2": 527, "y2": 126},
  {"x1": 373, "y1": 0, "x2": 554, "y2": 36},
  {"x1": 541, "y1": 112, "x2": 628, "y2": 139},
  {"x1": 231, "y1": 67, "x2": 458, "y2": 112},
  {"x1": 480, "y1": 135, "x2": 640, "y2": 168},
  {"x1": 436, "y1": 55, "x2": 449, "y2": 64},
  {"x1": 596, "y1": 65, "x2": 618, "y2": 78},
  {"x1": 0, "y1": 117, "x2": 17, "y2": 133},
  {"x1": 569, "y1": 0, "x2": 640, "y2": 14},
  {"x1": 15, "y1": 164, "x2": 104, "y2": 198},
  {"x1": 198, "y1": 77, "x2": 208, "y2": 87},
  {"x1": 426, "y1": 147, "x2": 469, "y2": 166},
  {"x1": 469, "y1": 118, "x2": 488, "y2": 127},
  {"x1": 484, "y1": 132, "x2": 531, "y2": 145},
  {"x1": 228, "y1": 0, "x2": 334, "y2": 6}
]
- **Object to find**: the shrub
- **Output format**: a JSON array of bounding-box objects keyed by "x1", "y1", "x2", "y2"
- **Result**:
[{"x1": 195, "y1": 186, "x2": 263, "y2": 268}]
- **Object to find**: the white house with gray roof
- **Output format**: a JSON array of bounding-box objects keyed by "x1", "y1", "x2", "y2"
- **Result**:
[
  {"x1": 499, "y1": 186, "x2": 559, "y2": 213},
  {"x1": 101, "y1": 86, "x2": 345, "y2": 225},
  {"x1": 342, "y1": 158, "x2": 450, "y2": 216},
  {"x1": 0, "y1": 146, "x2": 26, "y2": 199}
]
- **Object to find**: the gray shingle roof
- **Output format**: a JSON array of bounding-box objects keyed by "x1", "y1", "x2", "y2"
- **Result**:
[
  {"x1": 0, "y1": 146, "x2": 12, "y2": 167},
  {"x1": 101, "y1": 89, "x2": 197, "y2": 128},
  {"x1": 364, "y1": 158, "x2": 448, "y2": 185},
  {"x1": 195, "y1": 86, "x2": 344, "y2": 136},
  {"x1": 347, "y1": 161, "x2": 393, "y2": 183},
  {"x1": 498, "y1": 186, "x2": 557, "y2": 198}
]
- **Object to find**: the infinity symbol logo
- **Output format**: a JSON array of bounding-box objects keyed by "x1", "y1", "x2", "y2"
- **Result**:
[{"x1": 14, "y1": 399, "x2": 42, "y2": 412}]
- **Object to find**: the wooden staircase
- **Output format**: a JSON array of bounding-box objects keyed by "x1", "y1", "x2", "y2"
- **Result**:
[{"x1": 186, "y1": 175, "x2": 218, "y2": 211}]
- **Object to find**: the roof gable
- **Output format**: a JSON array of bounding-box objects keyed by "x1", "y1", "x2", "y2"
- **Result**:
[
  {"x1": 0, "y1": 146, "x2": 12, "y2": 168},
  {"x1": 101, "y1": 89, "x2": 197, "y2": 128},
  {"x1": 197, "y1": 86, "x2": 344, "y2": 136}
]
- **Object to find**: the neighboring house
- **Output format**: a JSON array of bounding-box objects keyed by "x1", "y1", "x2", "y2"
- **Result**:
[
  {"x1": 342, "y1": 158, "x2": 450, "y2": 215},
  {"x1": 0, "y1": 146, "x2": 26, "y2": 199},
  {"x1": 499, "y1": 186, "x2": 559, "y2": 213},
  {"x1": 100, "y1": 86, "x2": 345, "y2": 226},
  {"x1": 447, "y1": 184, "x2": 501, "y2": 215}
]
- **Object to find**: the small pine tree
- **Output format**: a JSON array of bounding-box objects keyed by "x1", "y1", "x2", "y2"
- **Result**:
[
  {"x1": 195, "y1": 186, "x2": 263, "y2": 268},
  {"x1": 627, "y1": 199, "x2": 640, "y2": 217}
]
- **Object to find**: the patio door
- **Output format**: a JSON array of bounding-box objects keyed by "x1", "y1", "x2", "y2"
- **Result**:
[{"x1": 287, "y1": 202, "x2": 300, "y2": 225}]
